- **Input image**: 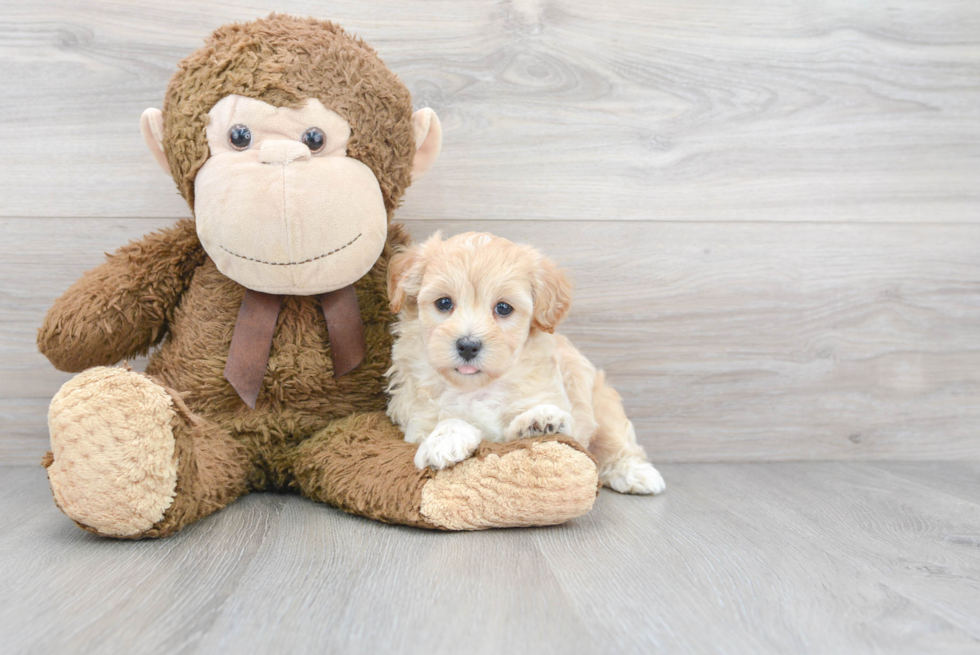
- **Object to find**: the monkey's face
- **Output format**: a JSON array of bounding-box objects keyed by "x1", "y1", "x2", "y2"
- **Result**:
[
  {"x1": 143, "y1": 17, "x2": 443, "y2": 295},
  {"x1": 192, "y1": 95, "x2": 388, "y2": 295}
]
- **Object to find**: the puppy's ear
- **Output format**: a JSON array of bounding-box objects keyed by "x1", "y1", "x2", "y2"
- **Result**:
[
  {"x1": 531, "y1": 253, "x2": 573, "y2": 333},
  {"x1": 387, "y1": 233, "x2": 442, "y2": 314},
  {"x1": 387, "y1": 246, "x2": 419, "y2": 314}
]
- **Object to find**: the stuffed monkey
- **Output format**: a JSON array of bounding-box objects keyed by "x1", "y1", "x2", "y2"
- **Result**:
[{"x1": 37, "y1": 14, "x2": 598, "y2": 538}]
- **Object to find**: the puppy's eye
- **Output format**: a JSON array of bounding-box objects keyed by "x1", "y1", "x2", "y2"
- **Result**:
[
  {"x1": 301, "y1": 127, "x2": 326, "y2": 153},
  {"x1": 228, "y1": 124, "x2": 252, "y2": 150},
  {"x1": 435, "y1": 297, "x2": 453, "y2": 312},
  {"x1": 495, "y1": 302, "x2": 513, "y2": 317}
]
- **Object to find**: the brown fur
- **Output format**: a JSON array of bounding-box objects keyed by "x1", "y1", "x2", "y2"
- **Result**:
[
  {"x1": 142, "y1": 386, "x2": 253, "y2": 538},
  {"x1": 66, "y1": 389, "x2": 254, "y2": 540},
  {"x1": 37, "y1": 220, "x2": 207, "y2": 372},
  {"x1": 41, "y1": 219, "x2": 408, "y2": 495},
  {"x1": 290, "y1": 411, "x2": 438, "y2": 528},
  {"x1": 37, "y1": 15, "x2": 598, "y2": 537},
  {"x1": 163, "y1": 14, "x2": 416, "y2": 213}
]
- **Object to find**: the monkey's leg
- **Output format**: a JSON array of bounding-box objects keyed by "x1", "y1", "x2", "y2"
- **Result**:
[
  {"x1": 289, "y1": 412, "x2": 600, "y2": 530},
  {"x1": 43, "y1": 367, "x2": 251, "y2": 538}
]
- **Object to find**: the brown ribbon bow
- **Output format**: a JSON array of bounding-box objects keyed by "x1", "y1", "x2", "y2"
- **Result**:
[{"x1": 224, "y1": 285, "x2": 366, "y2": 408}]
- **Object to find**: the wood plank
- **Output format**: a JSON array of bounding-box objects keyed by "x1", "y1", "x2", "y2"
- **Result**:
[
  {"x1": 870, "y1": 461, "x2": 980, "y2": 508},
  {"x1": 4, "y1": 464, "x2": 980, "y2": 654},
  {"x1": 1, "y1": 1, "x2": 978, "y2": 221},
  {"x1": 677, "y1": 462, "x2": 980, "y2": 638},
  {"x1": 2, "y1": 217, "x2": 979, "y2": 463},
  {"x1": 193, "y1": 501, "x2": 602, "y2": 655},
  {"x1": 0, "y1": 398, "x2": 56, "y2": 463},
  {"x1": 0, "y1": 467, "x2": 286, "y2": 654},
  {"x1": 532, "y1": 464, "x2": 980, "y2": 654}
]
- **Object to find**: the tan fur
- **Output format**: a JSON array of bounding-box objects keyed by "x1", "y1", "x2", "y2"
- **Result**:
[
  {"x1": 387, "y1": 232, "x2": 666, "y2": 494},
  {"x1": 530, "y1": 253, "x2": 574, "y2": 334},
  {"x1": 420, "y1": 437, "x2": 599, "y2": 530},
  {"x1": 46, "y1": 368, "x2": 179, "y2": 537},
  {"x1": 194, "y1": 95, "x2": 390, "y2": 295},
  {"x1": 37, "y1": 16, "x2": 599, "y2": 537}
]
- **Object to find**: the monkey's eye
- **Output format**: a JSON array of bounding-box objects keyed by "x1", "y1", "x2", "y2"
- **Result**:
[
  {"x1": 435, "y1": 297, "x2": 453, "y2": 312},
  {"x1": 228, "y1": 124, "x2": 252, "y2": 151},
  {"x1": 301, "y1": 127, "x2": 326, "y2": 153},
  {"x1": 495, "y1": 302, "x2": 513, "y2": 317}
]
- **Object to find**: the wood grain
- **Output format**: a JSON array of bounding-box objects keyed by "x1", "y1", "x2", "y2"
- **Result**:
[
  {"x1": 2, "y1": 217, "x2": 978, "y2": 464},
  {"x1": 871, "y1": 461, "x2": 980, "y2": 506},
  {"x1": 677, "y1": 462, "x2": 980, "y2": 638},
  {"x1": 534, "y1": 462, "x2": 980, "y2": 653},
  {"x1": 0, "y1": 0, "x2": 978, "y2": 221},
  {"x1": 1, "y1": 2, "x2": 978, "y2": 464},
  {"x1": 4, "y1": 463, "x2": 980, "y2": 654}
]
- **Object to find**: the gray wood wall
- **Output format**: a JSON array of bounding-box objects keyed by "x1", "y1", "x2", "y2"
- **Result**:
[{"x1": 2, "y1": 0, "x2": 978, "y2": 464}]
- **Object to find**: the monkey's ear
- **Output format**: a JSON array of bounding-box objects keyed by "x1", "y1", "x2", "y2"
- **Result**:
[
  {"x1": 140, "y1": 108, "x2": 171, "y2": 176},
  {"x1": 411, "y1": 108, "x2": 442, "y2": 182}
]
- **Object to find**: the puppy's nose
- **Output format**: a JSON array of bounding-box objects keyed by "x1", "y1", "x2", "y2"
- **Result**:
[{"x1": 456, "y1": 337, "x2": 482, "y2": 361}]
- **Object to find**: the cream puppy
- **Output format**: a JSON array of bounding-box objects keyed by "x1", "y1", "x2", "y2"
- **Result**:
[{"x1": 384, "y1": 232, "x2": 664, "y2": 495}]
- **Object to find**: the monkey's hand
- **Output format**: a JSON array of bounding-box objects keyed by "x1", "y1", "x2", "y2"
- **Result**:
[{"x1": 38, "y1": 219, "x2": 206, "y2": 372}]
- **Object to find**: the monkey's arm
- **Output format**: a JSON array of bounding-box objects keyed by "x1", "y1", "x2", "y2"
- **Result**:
[
  {"x1": 38, "y1": 219, "x2": 206, "y2": 372},
  {"x1": 291, "y1": 412, "x2": 599, "y2": 530}
]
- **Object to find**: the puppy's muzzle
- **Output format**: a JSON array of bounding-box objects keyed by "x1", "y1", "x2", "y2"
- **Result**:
[{"x1": 456, "y1": 337, "x2": 482, "y2": 362}]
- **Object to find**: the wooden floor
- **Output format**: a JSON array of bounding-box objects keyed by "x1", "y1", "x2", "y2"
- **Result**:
[{"x1": 3, "y1": 462, "x2": 980, "y2": 654}]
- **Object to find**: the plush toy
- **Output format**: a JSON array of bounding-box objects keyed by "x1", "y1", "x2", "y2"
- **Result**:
[{"x1": 37, "y1": 14, "x2": 599, "y2": 538}]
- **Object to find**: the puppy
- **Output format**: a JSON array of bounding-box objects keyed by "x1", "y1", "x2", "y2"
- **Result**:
[{"x1": 385, "y1": 232, "x2": 665, "y2": 495}]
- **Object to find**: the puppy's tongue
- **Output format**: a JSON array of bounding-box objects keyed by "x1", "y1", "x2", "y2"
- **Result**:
[{"x1": 457, "y1": 365, "x2": 480, "y2": 375}]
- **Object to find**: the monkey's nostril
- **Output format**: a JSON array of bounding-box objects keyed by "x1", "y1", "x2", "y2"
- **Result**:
[{"x1": 456, "y1": 337, "x2": 482, "y2": 361}]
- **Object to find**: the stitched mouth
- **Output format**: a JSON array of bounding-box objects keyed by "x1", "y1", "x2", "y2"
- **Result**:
[{"x1": 220, "y1": 233, "x2": 362, "y2": 266}]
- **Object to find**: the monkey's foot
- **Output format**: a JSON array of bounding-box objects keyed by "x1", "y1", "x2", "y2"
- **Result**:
[
  {"x1": 44, "y1": 367, "x2": 179, "y2": 537},
  {"x1": 419, "y1": 436, "x2": 599, "y2": 530}
]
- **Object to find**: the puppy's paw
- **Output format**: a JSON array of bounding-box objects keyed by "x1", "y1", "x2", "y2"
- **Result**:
[
  {"x1": 601, "y1": 460, "x2": 666, "y2": 495},
  {"x1": 506, "y1": 404, "x2": 574, "y2": 440},
  {"x1": 415, "y1": 419, "x2": 483, "y2": 470}
]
